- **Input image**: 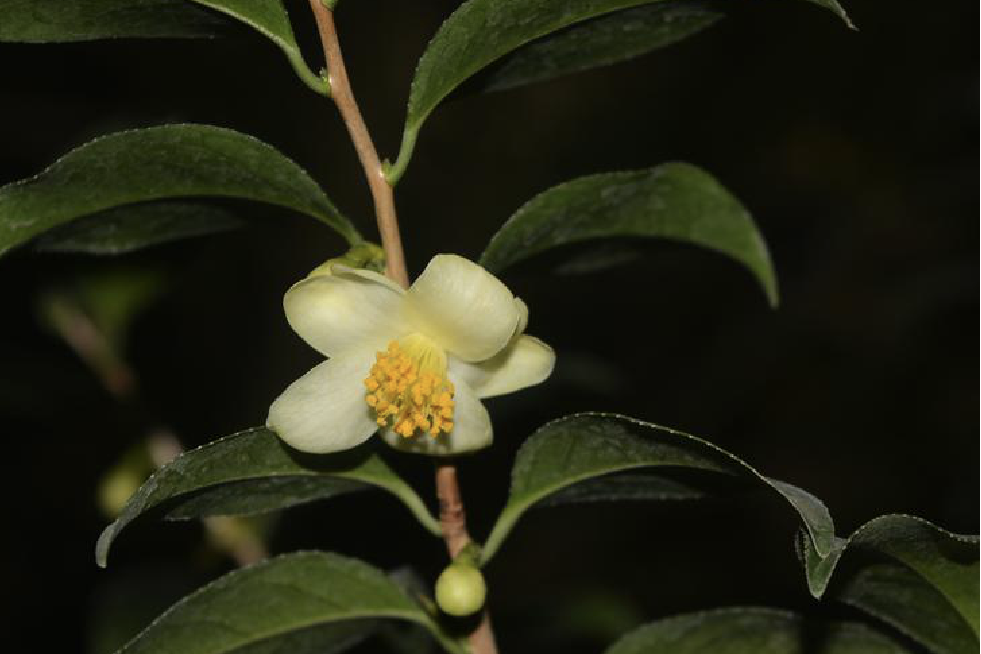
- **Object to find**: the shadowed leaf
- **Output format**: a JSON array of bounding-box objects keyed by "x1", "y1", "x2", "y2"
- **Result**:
[
  {"x1": 481, "y1": 413, "x2": 832, "y2": 564},
  {"x1": 0, "y1": 0, "x2": 325, "y2": 93},
  {"x1": 478, "y1": 2, "x2": 722, "y2": 93},
  {"x1": 36, "y1": 200, "x2": 240, "y2": 254},
  {"x1": 604, "y1": 607, "x2": 911, "y2": 654},
  {"x1": 799, "y1": 514, "x2": 978, "y2": 654},
  {"x1": 479, "y1": 163, "x2": 778, "y2": 306},
  {"x1": 116, "y1": 552, "x2": 461, "y2": 654},
  {"x1": 0, "y1": 124, "x2": 360, "y2": 258},
  {"x1": 388, "y1": 0, "x2": 853, "y2": 181},
  {"x1": 96, "y1": 428, "x2": 440, "y2": 568}
]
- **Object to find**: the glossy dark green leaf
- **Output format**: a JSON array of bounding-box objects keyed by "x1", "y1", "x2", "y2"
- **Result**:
[
  {"x1": 96, "y1": 428, "x2": 440, "y2": 568},
  {"x1": 478, "y1": 2, "x2": 722, "y2": 93},
  {"x1": 479, "y1": 163, "x2": 778, "y2": 306},
  {"x1": 187, "y1": 1, "x2": 327, "y2": 93},
  {"x1": 480, "y1": 413, "x2": 832, "y2": 564},
  {"x1": 799, "y1": 514, "x2": 979, "y2": 654},
  {"x1": 387, "y1": 0, "x2": 853, "y2": 181},
  {"x1": 838, "y1": 564, "x2": 977, "y2": 654},
  {"x1": 388, "y1": 0, "x2": 657, "y2": 182},
  {"x1": 117, "y1": 552, "x2": 462, "y2": 654},
  {"x1": 0, "y1": 1, "x2": 326, "y2": 93},
  {"x1": 0, "y1": 124, "x2": 359, "y2": 257},
  {"x1": 604, "y1": 608, "x2": 912, "y2": 654},
  {"x1": 0, "y1": 0, "x2": 223, "y2": 41},
  {"x1": 36, "y1": 200, "x2": 240, "y2": 254}
]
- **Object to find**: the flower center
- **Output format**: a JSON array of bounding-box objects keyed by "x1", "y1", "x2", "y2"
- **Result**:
[{"x1": 363, "y1": 335, "x2": 455, "y2": 438}]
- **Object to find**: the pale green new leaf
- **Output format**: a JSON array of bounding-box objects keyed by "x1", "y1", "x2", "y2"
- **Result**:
[
  {"x1": 0, "y1": 124, "x2": 360, "y2": 257},
  {"x1": 604, "y1": 608, "x2": 912, "y2": 654},
  {"x1": 477, "y1": 2, "x2": 722, "y2": 93},
  {"x1": 116, "y1": 552, "x2": 462, "y2": 654},
  {"x1": 0, "y1": 1, "x2": 326, "y2": 93},
  {"x1": 799, "y1": 514, "x2": 979, "y2": 654},
  {"x1": 481, "y1": 413, "x2": 832, "y2": 564},
  {"x1": 96, "y1": 428, "x2": 440, "y2": 568},
  {"x1": 36, "y1": 200, "x2": 240, "y2": 254},
  {"x1": 479, "y1": 163, "x2": 778, "y2": 306}
]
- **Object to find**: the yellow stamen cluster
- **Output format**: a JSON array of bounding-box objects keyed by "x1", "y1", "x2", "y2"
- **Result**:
[{"x1": 364, "y1": 340, "x2": 455, "y2": 438}]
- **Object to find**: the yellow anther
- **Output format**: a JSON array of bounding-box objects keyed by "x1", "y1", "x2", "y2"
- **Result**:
[{"x1": 363, "y1": 337, "x2": 455, "y2": 439}]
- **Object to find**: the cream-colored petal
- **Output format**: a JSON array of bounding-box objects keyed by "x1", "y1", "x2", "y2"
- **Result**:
[
  {"x1": 266, "y1": 350, "x2": 378, "y2": 453},
  {"x1": 513, "y1": 297, "x2": 529, "y2": 337},
  {"x1": 380, "y1": 377, "x2": 492, "y2": 456},
  {"x1": 449, "y1": 335, "x2": 555, "y2": 399},
  {"x1": 406, "y1": 254, "x2": 520, "y2": 362},
  {"x1": 284, "y1": 267, "x2": 409, "y2": 357}
]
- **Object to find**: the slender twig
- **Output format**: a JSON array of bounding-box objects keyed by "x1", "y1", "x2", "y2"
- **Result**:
[
  {"x1": 46, "y1": 295, "x2": 267, "y2": 566},
  {"x1": 308, "y1": 4, "x2": 497, "y2": 652},
  {"x1": 436, "y1": 465, "x2": 498, "y2": 652},
  {"x1": 307, "y1": 0, "x2": 408, "y2": 288}
]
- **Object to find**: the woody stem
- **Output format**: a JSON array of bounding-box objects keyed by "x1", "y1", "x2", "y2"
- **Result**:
[
  {"x1": 308, "y1": 0, "x2": 408, "y2": 287},
  {"x1": 307, "y1": 4, "x2": 497, "y2": 653}
]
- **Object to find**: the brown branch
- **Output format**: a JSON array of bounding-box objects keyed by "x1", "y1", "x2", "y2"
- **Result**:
[
  {"x1": 43, "y1": 295, "x2": 136, "y2": 400},
  {"x1": 436, "y1": 464, "x2": 498, "y2": 652},
  {"x1": 435, "y1": 463, "x2": 470, "y2": 557},
  {"x1": 308, "y1": 5, "x2": 497, "y2": 652},
  {"x1": 307, "y1": 0, "x2": 408, "y2": 288}
]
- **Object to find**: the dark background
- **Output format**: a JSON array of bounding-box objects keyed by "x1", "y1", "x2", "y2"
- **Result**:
[{"x1": 0, "y1": 1, "x2": 976, "y2": 652}]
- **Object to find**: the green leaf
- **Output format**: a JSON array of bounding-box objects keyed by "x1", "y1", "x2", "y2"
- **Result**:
[
  {"x1": 0, "y1": 1, "x2": 326, "y2": 94},
  {"x1": 538, "y1": 473, "x2": 706, "y2": 506},
  {"x1": 0, "y1": 0, "x2": 224, "y2": 41},
  {"x1": 388, "y1": 0, "x2": 658, "y2": 183},
  {"x1": 36, "y1": 200, "x2": 240, "y2": 254},
  {"x1": 480, "y1": 413, "x2": 833, "y2": 564},
  {"x1": 604, "y1": 607, "x2": 912, "y2": 654},
  {"x1": 186, "y1": 1, "x2": 328, "y2": 94},
  {"x1": 799, "y1": 514, "x2": 979, "y2": 653},
  {"x1": 477, "y1": 2, "x2": 722, "y2": 93},
  {"x1": 479, "y1": 163, "x2": 778, "y2": 306},
  {"x1": 96, "y1": 428, "x2": 441, "y2": 568},
  {"x1": 117, "y1": 551, "x2": 463, "y2": 654},
  {"x1": 0, "y1": 124, "x2": 360, "y2": 257},
  {"x1": 838, "y1": 564, "x2": 977, "y2": 654},
  {"x1": 387, "y1": 0, "x2": 854, "y2": 181}
]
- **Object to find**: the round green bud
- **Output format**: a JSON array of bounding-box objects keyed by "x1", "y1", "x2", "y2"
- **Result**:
[{"x1": 435, "y1": 563, "x2": 486, "y2": 616}]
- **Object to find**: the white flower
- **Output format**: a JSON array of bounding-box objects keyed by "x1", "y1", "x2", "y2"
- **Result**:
[{"x1": 267, "y1": 254, "x2": 555, "y2": 456}]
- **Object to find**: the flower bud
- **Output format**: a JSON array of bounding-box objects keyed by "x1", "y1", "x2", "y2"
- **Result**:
[{"x1": 435, "y1": 563, "x2": 486, "y2": 616}]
